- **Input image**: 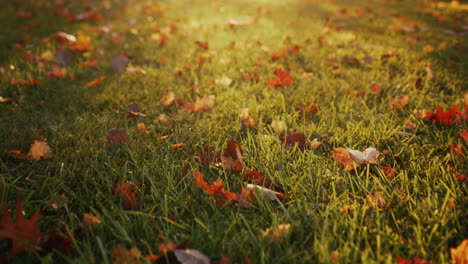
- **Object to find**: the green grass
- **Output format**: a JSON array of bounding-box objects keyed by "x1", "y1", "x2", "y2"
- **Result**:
[{"x1": 0, "y1": 0, "x2": 467, "y2": 263}]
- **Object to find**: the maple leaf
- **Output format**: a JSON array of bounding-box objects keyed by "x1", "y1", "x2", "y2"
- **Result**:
[
  {"x1": 451, "y1": 239, "x2": 468, "y2": 264},
  {"x1": 221, "y1": 140, "x2": 243, "y2": 173},
  {"x1": 0, "y1": 199, "x2": 41, "y2": 262},
  {"x1": 331, "y1": 148, "x2": 359, "y2": 171},
  {"x1": 114, "y1": 181, "x2": 140, "y2": 209},
  {"x1": 424, "y1": 105, "x2": 460, "y2": 124},
  {"x1": 460, "y1": 131, "x2": 468, "y2": 144},
  {"x1": 346, "y1": 147, "x2": 381, "y2": 165},
  {"x1": 268, "y1": 70, "x2": 294, "y2": 88},
  {"x1": 193, "y1": 171, "x2": 238, "y2": 206}
]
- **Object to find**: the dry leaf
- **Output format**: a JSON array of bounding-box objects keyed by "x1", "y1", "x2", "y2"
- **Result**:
[
  {"x1": 28, "y1": 140, "x2": 53, "y2": 160},
  {"x1": 85, "y1": 76, "x2": 106, "y2": 88},
  {"x1": 389, "y1": 95, "x2": 410, "y2": 110},
  {"x1": 174, "y1": 249, "x2": 210, "y2": 264},
  {"x1": 0, "y1": 199, "x2": 41, "y2": 262},
  {"x1": 111, "y1": 245, "x2": 142, "y2": 264},
  {"x1": 346, "y1": 147, "x2": 381, "y2": 165},
  {"x1": 83, "y1": 213, "x2": 101, "y2": 228},
  {"x1": 367, "y1": 192, "x2": 386, "y2": 209},
  {"x1": 451, "y1": 239, "x2": 468, "y2": 264},
  {"x1": 270, "y1": 120, "x2": 286, "y2": 134}
]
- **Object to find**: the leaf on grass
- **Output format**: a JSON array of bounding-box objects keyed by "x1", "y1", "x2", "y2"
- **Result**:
[
  {"x1": 194, "y1": 171, "x2": 238, "y2": 206},
  {"x1": 160, "y1": 91, "x2": 176, "y2": 107},
  {"x1": 53, "y1": 32, "x2": 77, "y2": 43},
  {"x1": 268, "y1": 70, "x2": 294, "y2": 88},
  {"x1": 221, "y1": 140, "x2": 243, "y2": 172},
  {"x1": 346, "y1": 147, "x2": 381, "y2": 165},
  {"x1": 107, "y1": 129, "x2": 128, "y2": 145},
  {"x1": 0, "y1": 96, "x2": 12, "y2": 103},
  {"x1": 194, "y1": 146, "x2": 217, "y2": 165},
  {"x1": 261, "y1": 224, "x2": 291, "y2": 243},
  {"x1": 396, "y1": 256, "x2": 430, "y2": 264},
  {"x1": 243, "y1": 169, "x2": 284, "y2": 192},
  {"x1": 0, "y1": 199, "x2": 41, "y2": 262},
  {"x1": 424, "y1": 105, "x2": 460, "y2": 124},
  {"x1": 29, "y1": 140, "x2": 53, "y2": 160},
  {"x1": 68, "y1": 32, "x2": 93, "y2": 52},
  {"x1": 111, "y1": 245, "x2": 142, "y2": 264},
  {"x1": 171, "y1": 142, "x2": 186, "y2": 148},
  {"x1": 195, "y1": 41, "x2": 209, "y2": 50},
  {"x1": 83, "y1": 213, "x2": 101, "y2": 228},
  {"x1": 270, "y1": 120, "x2": 286, "y2": 134},
  {"x1": 382, "y1": 165, "x2": 398, "y2": 179},
  {"x1": 298, "y1": 101, "x2": 318, "y2": 116},
  {"x1": 85, "y1": 76, "x2": 106, "y2": 88},
  {"x1": 239, "y1": 108, "x2": 256, "y2": 127},
  {"x1": 174, "y1": 249, "x2": 211, "y2": 264},
  {"x1": 389, "y1": 95, "x2": 410, "y2": 110},
  {"x1": 245, "y1": 183, "x2": 287, "y2": 200},
  {"x1": 451, "y1": 239, "x2": 468, "y2": 264},
  {"x1": 215, "y1": 75, "x2": 232, "y2": 88},
  {"x1": 114, "y1": 181, "x2": 140, "y2": 210},
  {"x1": 459, "y1": 131, "x2": 468, "y2": 144},
  {"x1": 112, "y1": 54, "x2": 129, "y2": 72},
  {"x1": 191, "y1": 95, "x2": 215, "y2": 112},
  {"x1": 331, "y1": 148, "x2": 359, "y2": 171},
  {"x1": 280, "y1": 132, "x2": 306, "y2": 147}
]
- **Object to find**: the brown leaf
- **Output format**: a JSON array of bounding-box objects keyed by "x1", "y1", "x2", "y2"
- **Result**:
[
  {"x1": 47, "y1": 194, "x2": 68, "y2": 209},
  {"x1": 261, "y1": 224, "x2": 291, "y2": 243},
  {"x1": 171, "y1": 142, "x2": 186, "y2": 148},
  {"x1": 160, "y1": 91, "x2": 176, "y2": 107},
  {"x1": 389, "y1": 95, "x2": 410, "y2": 110},
  {"x1": 107, "y1": 129, "x2": 127, "y2": 145},
  {"x1": 280, "y1": 132, "x2": 306, "y2": 147},
  {"x1": 0, "y1": 199, "x2": 41, "y2": 262},
  {"x1": 111, "y1": 245, "x2": 142, "y2": 264},
  {"x1": 331, "y1": 148, "x2": 359, "y2": 171}
]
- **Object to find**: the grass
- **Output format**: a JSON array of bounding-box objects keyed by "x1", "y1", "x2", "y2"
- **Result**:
[{"x1": 0, "y1": 0, "x2": 467, "y2": 263}]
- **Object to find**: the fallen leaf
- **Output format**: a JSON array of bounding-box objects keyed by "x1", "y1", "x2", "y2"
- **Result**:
[
  {"x1": 332, "y1": 148, "x2": 359, "y2": 171},
  {"x1": 270, "y1": 120, "x2": 286, "y2": 134},
  {"x1": 28, "y1": 140, "x2": 53, "y2": 160},
  {"x1": 83, "y1": 213, "x2": 101, "y2": 228},
  {"x1": 68, "y1": 32, "x2": 93, "y2": 52},
  {"x1": 191, "y1": 95, "x2": 215, "y2": 112},
  {"x1": 346, "y1": 147, "x2": 380, "y2": 165},
  {"x1": 111, "y1": 245, "x2": 142, "y2": 264},
  {"x1": 160, "y1": 91, "x2": 176, "y2": 107},
  {"x1": 195, "y1": 41, "x2": 209, "y2": 50},
  {"x1": 107, "y1": 129, "x2": 127, "y2": 145},
  {"x1": 268, "y1": 70, "x2": 294, "y2": 88},
  {"x1": 194, "y1": 171, "x2": 238, "y2": 206},
  {"x1": 0, "y1": 96, "x2": 13, "y2": 103},
  {"x1": 0, "y1": 199, "x2": 41, "y2": 262},
  {"x1": 389, "y1": 95, "x2": 410, "y2": 110},
  {"x1": 370, "y1": 83, "x2": 381, "y2": 96},
  {"x1": 174, "y1": 249, "x2": 210, "y2": 264},
  {"x1": 85, "y1": 76, "x2": 106, "y2": 88},
  {"x1": 215, "y1": 75, "x2": 232, "y2": 88},
  {"x1": 114, "y1": 181, "x2": 140, "y2": 209},
  {"x1": 367, "y1": 192, "x2": 386, "y2": 209},
  {"x1": 459, "y1": 131, "x2": 468, "y2": 144},
  {"x1": 382, "y1": 165, "x2": 398, "y2": 179},
  {"x1": 239, "y1": 108, "x2": 256, "y2": 127},
  {"x1": 424, "y1": 105, "x2": 460, "y2": 124},
  {"x1": 450, "y1": 239, "x2": 468, "y2": 264},
  {"x1": 280, "y1": 132, "x2": 306, "y2": 147},
  {"x1": 171, "y1": 142, "x2": 186, "y2": 148},
  {"x1": 221, "y1": 140, "x2": 243, "y2": 173},
  {"x1": 245, "y1": 183, "x2": 287, "y2": 200}
]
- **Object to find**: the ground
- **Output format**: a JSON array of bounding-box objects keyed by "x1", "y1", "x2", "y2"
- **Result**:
[{"x1": 0, "y1": 0, "x2": 467, "y2": 263}]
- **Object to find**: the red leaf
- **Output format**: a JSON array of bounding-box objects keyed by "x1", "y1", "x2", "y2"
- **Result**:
[
  {"x1": 424, "y1": 105, "x2": 460, "y2": 124},
  {"x1": 0, "y1": 199, "x2": 41, "y2": 262},
  {"x1": 193, "y1": 171, "x2": 238, "y2": 206},
  {"x1": 221, "y1": 140, "x2": 244, "y2": 172},
  {"x1": 459, "y1": 131, "x2": 468, "y2": 144},
  {"x1": 114, "y1": 181, "x2": 140, "y2": 209},
  {"x1": 268, "y1": 70, "x2": 294, "y2": 88},
  {"x1": 382, "y1": 165, "x2": 398, "y2": 179}
]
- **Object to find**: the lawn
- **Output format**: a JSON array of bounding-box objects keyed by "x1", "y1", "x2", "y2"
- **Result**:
[{"x1": 0, "y1": 0, "x2": 467, "y2": 263}]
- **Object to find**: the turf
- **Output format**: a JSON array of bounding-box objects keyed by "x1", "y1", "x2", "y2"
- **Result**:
[{"x1": 0, "y1": 0, "x2": 467, "y2": 263}]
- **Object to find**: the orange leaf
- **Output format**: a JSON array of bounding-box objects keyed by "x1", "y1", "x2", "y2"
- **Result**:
[
  {"x1": 0, "y1": 199, "x2": 41, "y2": 262},
  {"x1": 460, "y1": 131, "x2": 468, "y2": 144},
  {"x1": 85, "y1": 76, "x2": 106, "y2": 88},
  {"x1": 7, "y1": 150, "x2": 28, "y2": 160},
  {"x1": 332, "y1": 148, "x2": 359, "y2": 171},
  {"x1": 171, "y1": 142, "x2": 186, "y2": 148},
  {"x1": 114, "y1": 181, "x2": 140, "y2": 209},
  {"x1": 451, "y1": 240, "x2": 468, "y2": 264},
  {"x1": 83, "y1": 213, "x2": 101, "y2": 228},
  {"x1": 28, "y1": 140, "x2": 53, "y2": 160},
  {"x1": 389, "y1": 94, "x2": 410, "y2": 110}
]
